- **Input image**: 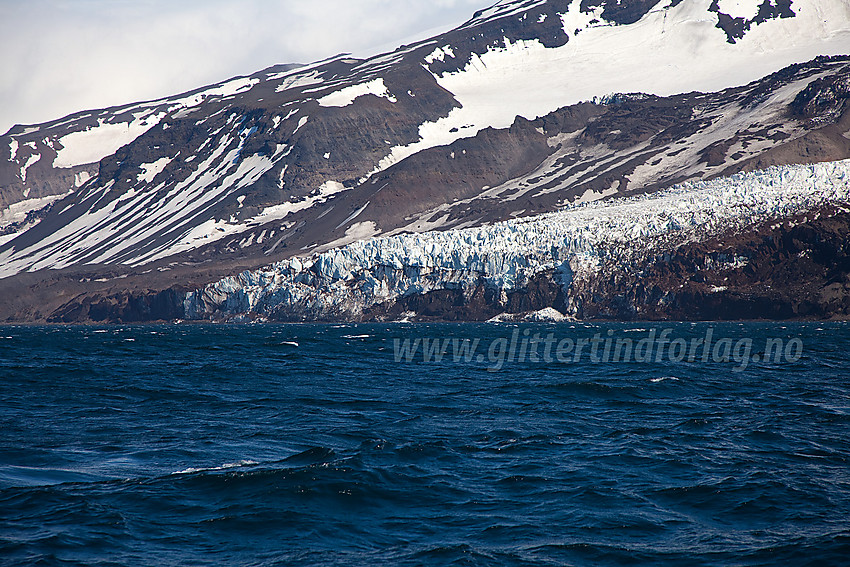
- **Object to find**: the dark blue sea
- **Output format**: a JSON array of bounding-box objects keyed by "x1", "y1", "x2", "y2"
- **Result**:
[{"x1": 1, "y1": 322, "x2": 848, "y2": 566}]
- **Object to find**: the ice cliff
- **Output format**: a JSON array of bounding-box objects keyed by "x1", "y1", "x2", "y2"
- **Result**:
[{"x1": 184, "y1": 159, "x2": 850, "y2": 321}]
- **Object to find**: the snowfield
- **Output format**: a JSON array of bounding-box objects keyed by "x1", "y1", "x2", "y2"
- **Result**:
[
  {"x1": 52, "y1": 112, "x2": 166, "y2": 169},
  {"x1": 369, "y1": 0, "x2": 850, "y2": 179},
  {"x1": 317, "y1": 78, "x2": 397, "y2": 107},
  {"x1": 185, "y1": 159, "x2": 850, "y2": 320}
]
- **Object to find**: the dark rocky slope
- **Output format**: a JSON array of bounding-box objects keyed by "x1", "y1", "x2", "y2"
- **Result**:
[{"x1": 574, "y1": 206, "x2": 850, "y2": 321}]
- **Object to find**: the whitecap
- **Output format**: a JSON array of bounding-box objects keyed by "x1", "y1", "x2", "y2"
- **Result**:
[{"x1": 172, "y1": 460, "x2": 259, "y2": 475}]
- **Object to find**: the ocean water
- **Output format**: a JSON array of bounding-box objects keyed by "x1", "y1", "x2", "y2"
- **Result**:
[{"x1": 0, "y1": 322, "x2": 848, "y2": 566}]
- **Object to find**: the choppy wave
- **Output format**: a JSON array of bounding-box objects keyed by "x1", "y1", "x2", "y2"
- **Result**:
[
  {"x1": 172, "y1": 460, "x2": 260, "y2": 475},
  {"x1": 1, "y1": 322, "x2": 849, "y2": 566}
]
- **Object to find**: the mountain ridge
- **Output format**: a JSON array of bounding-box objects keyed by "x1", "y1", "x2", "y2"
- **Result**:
[{"x1": 1, "y1": 0, "x2": 849, "y2": 322}]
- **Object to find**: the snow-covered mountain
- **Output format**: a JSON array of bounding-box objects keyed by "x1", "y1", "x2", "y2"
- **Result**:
[{"x1": 1, "y1": 0, "x2": 850, "y2": 322}]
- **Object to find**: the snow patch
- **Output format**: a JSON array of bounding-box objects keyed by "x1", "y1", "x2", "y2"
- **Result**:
[
  {"x1": 53, "y1": 112, "x2": 165, "y2": 168},
  {"x1": 460, "y1": 0, "x2": 548, "y2": 29},
  {"x1": 137, "y1": 156, "x2": 173, "y2": 184},
  {"x1": 168, "y1": 78, "x2": 259, "y2": 111},
  {"x1": 424, "y1": 45, "x2": 456, "y2": 64},
  {"x1": 576, "y1": 184, "x2": 619, "y2": 204},
  {"x1": 19, "y1": 153, "x2": 41, "y2": 182},
  {"x1": 253, "y1": 179, "x2": 349, "y2": 226},
  {"x1": 0, "y1": 191, "x2": 72, "y2": 245},
  {"x1": 319, "y1": 221, "x2": 380, "y2": 252},
  {"x1": 317, "y1": 78, "x2": 397, "y2": 107},
  {"x1": 74, "y1": 171, "x2": 93, "y2": 188},
  {"x1": 335, "y1": 201, "x2": 370, "y2": 230},
  {"x1": 275, "y1": 70, "x2": 324, "y2": 93}
]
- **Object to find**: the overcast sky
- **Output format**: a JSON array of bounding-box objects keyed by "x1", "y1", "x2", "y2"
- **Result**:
[{"x1": 0, "y1": 0, "x2": 491, "y2": 135}]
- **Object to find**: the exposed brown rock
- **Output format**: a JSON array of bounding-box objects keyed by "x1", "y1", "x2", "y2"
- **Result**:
[{"x1": 573, "y1": 207, "x2": 850, "y2": 321}]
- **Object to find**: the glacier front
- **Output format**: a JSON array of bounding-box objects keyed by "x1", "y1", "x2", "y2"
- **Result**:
[{"x1": 184, "y1": 159, "x2": 850, "y2": 321}]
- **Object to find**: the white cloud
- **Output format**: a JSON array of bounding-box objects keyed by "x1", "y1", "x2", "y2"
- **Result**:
[{"x1": 0, "y1": 0, "x2": 489, "y2": 135}]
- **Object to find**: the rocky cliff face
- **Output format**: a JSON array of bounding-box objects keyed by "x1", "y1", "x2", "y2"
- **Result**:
[
  {"x1": 2, "y1": 0, "x2": 850, "y2": 322},
  {"x1": 573, "y1": 206, "x2": 850, "y2": 320}
]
